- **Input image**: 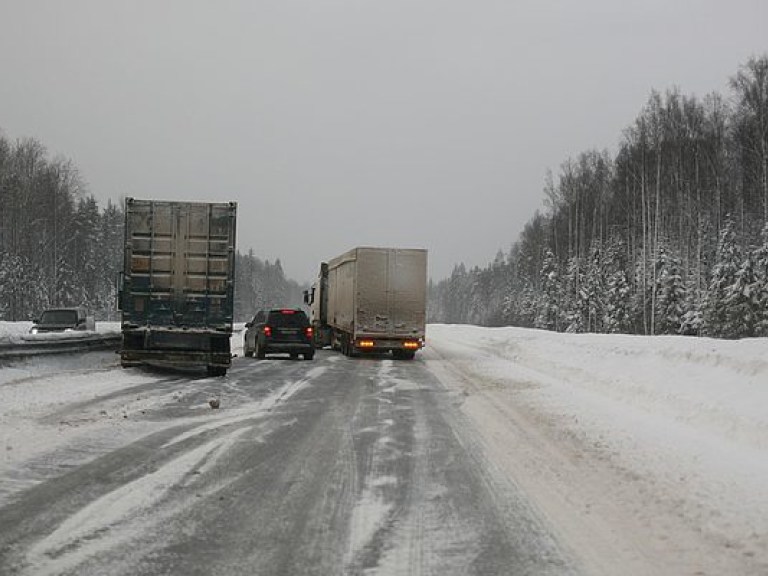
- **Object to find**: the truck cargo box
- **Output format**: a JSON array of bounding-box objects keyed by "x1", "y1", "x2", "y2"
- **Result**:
[
  {"x1": 311, "y1": 247, "x2": 427, "y2": 358},
  {"x1": 119, "y1": 198, "x2": 237, "y2": 375}
]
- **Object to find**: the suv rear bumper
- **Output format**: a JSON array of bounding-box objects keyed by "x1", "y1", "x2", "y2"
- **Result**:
[{"x1": 263, "y1": 341, "x2": 314, "y2": 354}]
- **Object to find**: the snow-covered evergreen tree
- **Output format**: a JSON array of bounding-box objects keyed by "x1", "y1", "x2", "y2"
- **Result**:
[
  {"x1": 722, "y1": 249, "x2": 762, "y2": 337},
  {"x1": 535, "y1": 249, "x2": 562, "y2": 331},
  {"x1": 654, "y1": 244, "x2": 686, "y2": 334},
  {"x1": 71, "y1": 196, "x2": 101, "y2": 306},
  {"x1": 679, "y1": 275, "x2": 705, "y2": 336},
  {"x1": 0, "y1": 254, "x2": 48, "y2": 320},
  {"x1": 563, "y1": 256, "x2": 586, "y2": 333},
  {"x1": 94, "y1": 200, "x2": 124, "y2": 319},
  {"x1": 704, "y1": 217, "x2": 742, "y2": 337},
  {"x1": 753, "y1": 222, "x2": 768, "y2": 335},
  {"x1": 0, "y1": 254, "x2": 9, "y2": 320},
  {"x1": 518, "y1": 282, "x2": 538, "y2": 328},
  {"x1": 602, "y1": 236, "x2": 632, "y2": 333},
  {"x1": 584, "y1": 243, "x2": 605, "y2": 333}
]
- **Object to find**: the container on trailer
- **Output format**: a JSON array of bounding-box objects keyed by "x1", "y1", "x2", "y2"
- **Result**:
[{"x1": 118, "y1": 198, "x2": 237, "y2": 376}]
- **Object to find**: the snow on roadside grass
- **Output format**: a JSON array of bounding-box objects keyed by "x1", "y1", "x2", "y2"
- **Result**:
[{"x1": 426, "y1": 324, "x2": 768, "y2": 567}]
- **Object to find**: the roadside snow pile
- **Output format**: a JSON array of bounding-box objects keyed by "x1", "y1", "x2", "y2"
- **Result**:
[
  {"x1": 0, "y1": 321, "x2": 33, "y2": 341},
  {"x1": 0, "y1": 321, "x2": 120, "y2": 345},
  {"x1": 429, "y1": 325, "x2": 768, "y2": 448},
  {"x1": 426, "y1": 324, "x2": 768, "y2": 573}
]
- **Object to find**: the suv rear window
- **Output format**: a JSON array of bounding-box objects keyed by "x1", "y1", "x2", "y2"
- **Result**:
[
  {"x1": 267, "y1": 310, "x2": 309, "y2": 328},
  {"x1": 40, "y1": 310, "x2": 78, "y2": 324}
]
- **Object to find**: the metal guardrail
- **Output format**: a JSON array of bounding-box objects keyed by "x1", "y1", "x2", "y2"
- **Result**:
[{"x1": 0, "y1": 332, "x2": 122, "y2": 360}]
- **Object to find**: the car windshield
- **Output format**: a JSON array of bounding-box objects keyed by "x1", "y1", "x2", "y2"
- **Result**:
[
  {"x1": 267, "y1": 310, "x2": 308, "y2": 327},
  {"x1": 39, "y1": 310, "x2": 78, "y2": 324}
]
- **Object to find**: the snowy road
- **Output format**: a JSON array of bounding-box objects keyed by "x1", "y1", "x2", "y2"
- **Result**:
[
  {"x1": 0, "y1": 348, "x2": 574, "y2": 575},
  {"x1": 0, "y1": 326, "x2": 766, "y2": 575}
]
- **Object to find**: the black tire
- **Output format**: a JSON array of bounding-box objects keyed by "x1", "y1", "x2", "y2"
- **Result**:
[
  {"x1": 244, "y1": 346, "x2": 253, "y2": 358},
  {"x1": 290, "y1": 352, "x2": 299, "y2": 360},
  {"x1": 207, "y1": 366, "x2": 227, "y2": 377},
  {"x1": 255, "y1": 341, "x2": 266, "y2": 359},
  {"x1": 304, "y1": 351, "x2": 315, "y2": 361}
]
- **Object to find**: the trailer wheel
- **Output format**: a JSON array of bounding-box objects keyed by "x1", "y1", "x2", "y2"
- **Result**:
[{"x1": 341, "y1": 334, "x2": 353, "y2": 357}]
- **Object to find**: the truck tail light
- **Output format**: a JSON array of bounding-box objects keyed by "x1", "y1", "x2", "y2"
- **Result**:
[
  {"x1": 264, "y1": 326, "x2": 272, "y2": 337},
  {"x1": 305, "y1": 326, "x2": 313, "y2": 338},
  {"x1": 403, "y1": 340, "x2": 420, "y2": 350},
  {"x1": 358, "y1": 339, "x2": 375, "y2": 348}
]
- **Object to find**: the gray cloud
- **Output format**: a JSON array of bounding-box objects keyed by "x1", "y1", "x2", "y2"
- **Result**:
[{"x1": 1, "y1": 0, "x2": 766, "y2": 282}]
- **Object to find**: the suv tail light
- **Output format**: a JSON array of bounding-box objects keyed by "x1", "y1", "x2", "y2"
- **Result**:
[
  {"x1": 264, "y1": 326, "x2": 272, "y2": 337},
  {"x1": 305, "y1": 326, "x2": 313, "y2": 338}
]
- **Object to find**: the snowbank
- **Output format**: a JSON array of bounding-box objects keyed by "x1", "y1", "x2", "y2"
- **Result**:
[{"x1": 426, "y1": 324, "x2": 768, "y2": 574}]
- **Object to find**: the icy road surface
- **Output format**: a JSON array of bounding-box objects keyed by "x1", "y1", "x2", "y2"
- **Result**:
[{"x1": 0, "y1": 325, "x2": 766, "y2": 575}]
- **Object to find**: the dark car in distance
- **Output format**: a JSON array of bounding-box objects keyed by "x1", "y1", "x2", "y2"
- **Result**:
[
  {"x1": 244, "y1": 308, "x2": 315, "y2": 360},
  {"x1": 29, "y1": 308, "x2": 95, "y2": 334}
]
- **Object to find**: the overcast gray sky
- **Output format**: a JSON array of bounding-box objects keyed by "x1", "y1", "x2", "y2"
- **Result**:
[{"x1": 1, "y1": 1, "x2": 766, "y2": 283}]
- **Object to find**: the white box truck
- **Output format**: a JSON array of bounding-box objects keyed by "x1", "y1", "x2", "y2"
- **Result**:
[{"x1": 305, "y1": 247, "x2": 427, "y2": 359}]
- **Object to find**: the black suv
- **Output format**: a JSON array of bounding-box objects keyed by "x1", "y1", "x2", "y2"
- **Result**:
[
  {"x1": 30, "y1": 308, "x2": 94, "y2": 334},
  {"x1": 244, "y1": 309, "x2": 315, "y2": 360}
]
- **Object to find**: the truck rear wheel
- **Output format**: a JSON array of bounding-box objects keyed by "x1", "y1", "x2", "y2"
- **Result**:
[{"x1": 341, "y1": 335, "x2": 354, "y2": 357}]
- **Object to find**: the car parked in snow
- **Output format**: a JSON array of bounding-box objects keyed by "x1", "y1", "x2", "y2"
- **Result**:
[
  {"x1": 29, "y1": 308, "x2": 95, "y2": 334},
  {"x1": 244, "y1": 308, "x2": 314, "y2": 360}
]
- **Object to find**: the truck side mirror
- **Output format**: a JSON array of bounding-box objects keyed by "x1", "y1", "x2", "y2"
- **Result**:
[{"x1": 303, "y1": 290, "x2": 310, "y2": 304}]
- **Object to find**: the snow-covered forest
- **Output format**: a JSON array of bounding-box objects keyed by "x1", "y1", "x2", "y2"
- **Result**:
[
  {"x1": 430, "y1": 56, "x2": 768, "y2": 339},
  {"x1": 0, "y1": 135, "x2": 304, "y2": 321}
]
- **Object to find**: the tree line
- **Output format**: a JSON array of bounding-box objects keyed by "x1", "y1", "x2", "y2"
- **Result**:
[
  {"x1": 0, "y1": 133, "x2": 304, "y2": 322},
  {"x1": 429, "y1": 55, "x2": 768, "y2": 339}
]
